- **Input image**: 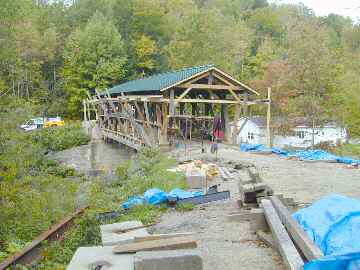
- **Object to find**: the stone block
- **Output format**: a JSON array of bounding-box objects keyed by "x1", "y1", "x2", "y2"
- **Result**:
[
  {"x1": 67, "y1": 246, "x2": 133, "y2": 270},
  {"x1": 101, "y1": 221, "x2": 150, "y2": 246},
  {"x1": 186, "y1": 169, "x2": 206, "y2": 189},
  {"x1": 134, "y1": 249, "x2": 203, "y2": 270}
]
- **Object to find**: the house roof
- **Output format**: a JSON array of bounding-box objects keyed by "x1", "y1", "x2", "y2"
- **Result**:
[{"x1": 105, "y1": 64, "x2": 258, "y2": 95}]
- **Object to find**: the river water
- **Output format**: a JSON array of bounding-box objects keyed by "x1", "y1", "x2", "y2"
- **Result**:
[{"x1": 51, "y1": 139, "x2": 135, "y2": 176}]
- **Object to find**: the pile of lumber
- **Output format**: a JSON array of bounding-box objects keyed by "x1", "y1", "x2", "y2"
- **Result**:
[
  {"x1": 260, "y1": 196, "x2": 323, "y2": 270},
  {"x1": 67, "y1": 221, "x2": 203, "y2": 270}
]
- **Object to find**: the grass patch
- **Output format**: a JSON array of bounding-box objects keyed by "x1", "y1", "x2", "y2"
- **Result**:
[
  {"x1": 0, "y1": 98, "x2": 189, "y2": 269},
  {"x1": 0, "y1": 97, "x2": 90, "y2": 261},
  {"x1": 332, "y1": 143, "x2": 360, "y2": 159},
  {"x1": 175, "y1": 203, "x2": 195, "y2": 212},
  {"x1": 5, "y1": 147, "x2": 187, "y2": 269}
]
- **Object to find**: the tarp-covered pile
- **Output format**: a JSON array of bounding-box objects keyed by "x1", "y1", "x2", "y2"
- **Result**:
[
  {"x1": 122, "y1": 188, "x2": 203, "y2": 209},
  {"x1": 240, "y1": 143, "x2": 360, "y2": 165},
  {"x1": 293, "y1": 194, "x2": 360, "y2": 270}
]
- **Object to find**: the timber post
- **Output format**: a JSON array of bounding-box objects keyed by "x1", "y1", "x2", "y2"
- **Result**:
[{"x1": 266, "y1": 87, "x2": 272, "y2": 148}]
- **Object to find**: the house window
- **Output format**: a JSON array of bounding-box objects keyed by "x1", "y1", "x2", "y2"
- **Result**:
[
  {"x1": 296, "y1": 131, "x2": 306, "y2": 139},
  {"x1": 247, "y1": 132, "x2": 254, "y2": 140}
]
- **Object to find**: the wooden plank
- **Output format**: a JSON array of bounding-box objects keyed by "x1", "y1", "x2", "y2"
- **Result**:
[
  {"x1": 134, "y1": 232, "x2": 193, "y2": 243},
  {"x1": 113, "y1": 236, "x2": 197, "y2": 254},
  {"x1": 261, "y1": 199, "x2": 304, "y2": 270},
  {"x1": 115, "y1": 223, "x2": 155, "y2": 234},
  {"x1": 178, "y1": 83, "x2": 240, "y2": 90},
  {"x1": 270, "y1": 196, "x2": 323, "y2": 260}
]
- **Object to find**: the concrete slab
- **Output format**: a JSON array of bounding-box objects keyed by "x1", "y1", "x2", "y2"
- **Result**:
[
  {"x1": 67, "y1": 246, "x2": 134, "y2": 270},
  {"x1": 101, "y1": 221, "x2": 150, "y2": 246},
  {"x1": 134, "y1": 249, "x2": 203, "y2": 270}
]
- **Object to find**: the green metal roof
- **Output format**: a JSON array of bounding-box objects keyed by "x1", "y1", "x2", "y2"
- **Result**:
[{"x1": 107, "y1": 64, "x2": 214, "y2": 95}]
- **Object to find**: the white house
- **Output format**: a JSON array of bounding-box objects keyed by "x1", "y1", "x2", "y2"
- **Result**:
[{"x1": 232, "y1": 116, "x2": 348, "y2": 148}]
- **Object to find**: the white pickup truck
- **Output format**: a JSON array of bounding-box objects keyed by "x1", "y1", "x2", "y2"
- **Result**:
[{"x1": 20, "y1": 118, "x2": 45, "y2": 131}]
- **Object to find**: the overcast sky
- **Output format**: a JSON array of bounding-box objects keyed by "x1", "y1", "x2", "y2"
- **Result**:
[{"x1": 270, "y1": 0, "x2": 360, "y2": 22}]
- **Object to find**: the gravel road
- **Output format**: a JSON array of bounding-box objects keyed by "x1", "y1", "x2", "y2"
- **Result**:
[{"x1": 218, "y1": 147, "x2": 360, "y2": 204}]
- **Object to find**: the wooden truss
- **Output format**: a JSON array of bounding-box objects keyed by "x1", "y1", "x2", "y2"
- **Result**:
[{"x1": 84, "y1": 69, "x2": 271, "y2": 150}]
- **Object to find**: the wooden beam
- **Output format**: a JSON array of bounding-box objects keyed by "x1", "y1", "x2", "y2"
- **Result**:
[
  {"x1": 169, "y1": 89, "x2": 175, "y2": 116},
  {"x1": 134, "y1": 101, "x2": 146, "y2": 127},
  {"x1": 134, "y1": 232, "x2": 194, "y2": 243},
  {"x1": 212, "y1": 67, "x2": 260, "y2": 95},
  {"x1": 156, "y1": 104, "x2": 162, "y2": 127},
  {"x1": 144, "y1": 101, "x2": 151, "y2": 127},
  {"x1": 161, "y1": 103, "x2": 168, "y2": 135},
  {"x1": 228, "y1": 89, "x2": 241, "y2": 102},
  {"x1": 269, "y1": 196, "x2": 323, "y2": 261},
  {"x1": 113, "y1": 236, "x2": 197, "y2": 254},
  {"x1": 261, "y1": 199, "x2": 304, "y2": 270},
  {"x1": 266, "y1": 87, "x2": 272, "y2": 148},
  {"x1": 178, "y1": 83, "x2": 241, "y2": 91},
  {"x1": 176, "y1": 87, "x2": 192, "y2": 102},
  {"x1": 232, "y1": 105, "x2": 241, "y2": 144},
  {"x1": 164, "y1": 98, "x2": 241, "y2": 104}
]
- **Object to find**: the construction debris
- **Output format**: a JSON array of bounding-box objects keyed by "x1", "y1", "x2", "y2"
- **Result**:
[
  {"x1": 101, "y1": 221, "x2": 150, "y2": 246},
  {"x1": 113, "y1": 235, "x2": 197, "y2": 254},
  {"x1": 261, "y1": 199, "x2": 304, "y2": 270},
  {"x1": 134, "y1": 250, "x2": 203, "y2": 270},
  {"x1": 177, "y1": 190, "x2": 230, "y2": 205}
]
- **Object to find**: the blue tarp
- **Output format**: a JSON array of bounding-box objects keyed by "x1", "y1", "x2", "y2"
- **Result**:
[
  {"x1": 122, "y1": 188, "x2": 204, "y2": 209},
  {"x1": 240, "y1": 143, "x2": 360, "y2": 165},
  {"x1": 293, "y1": 194, "x2": 360, "y2": 270}
]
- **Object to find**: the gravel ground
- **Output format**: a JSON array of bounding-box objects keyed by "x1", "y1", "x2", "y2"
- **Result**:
[
  {"x1": 218, "y1": 147, "x2": 360, "y2": 204},
  {"x1": 156, "y1": 145, "x2": 360, "y2": 270},
  {"x1": 152, "y1": 165, "x2": 284, "y2": 270}
]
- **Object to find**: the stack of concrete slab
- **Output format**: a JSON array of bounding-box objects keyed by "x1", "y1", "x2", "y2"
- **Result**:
[
  {"x1": 101, "y1": 221, "x2": 150, "y2": 246},
  {"x1": 67, "y1": 220, "x2": 204, "y2": 270}
]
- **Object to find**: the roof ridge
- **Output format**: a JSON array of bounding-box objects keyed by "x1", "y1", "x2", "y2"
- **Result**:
[{"x1": 131, "y1": 64, "x2": 214, "y2": 82}]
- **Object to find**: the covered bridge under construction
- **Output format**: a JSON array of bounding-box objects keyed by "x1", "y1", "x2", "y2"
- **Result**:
[{"x1": 84, "y1": 64, "x2": 271, "y2": 150}]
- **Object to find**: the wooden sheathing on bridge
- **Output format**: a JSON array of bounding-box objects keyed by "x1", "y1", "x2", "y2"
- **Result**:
[{"x1": 84, "y1": 65, "x2": 270, "y2": 150}]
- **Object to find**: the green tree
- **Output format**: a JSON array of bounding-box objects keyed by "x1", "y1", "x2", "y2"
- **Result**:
[
  {"x1": 166, "y1": 8, "x2": 253, "y2": 74},
  {"x1": 62, "y1": 11, "x2": 127, "y2": 117},
  {"x1": 133, "y1": 35, "x2": 158, "y2": 75}
]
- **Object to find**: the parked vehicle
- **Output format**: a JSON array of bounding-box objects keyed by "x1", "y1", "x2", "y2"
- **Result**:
[
  {"x1": 43, "y1": 116, "x2": 65, "y2": 128},
  {"x1": 20, "y1": 118, "x2": 44, "y2": 131},
  {"x1": 20, "y1": 116, "x2": 65, "y2": 131}
]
